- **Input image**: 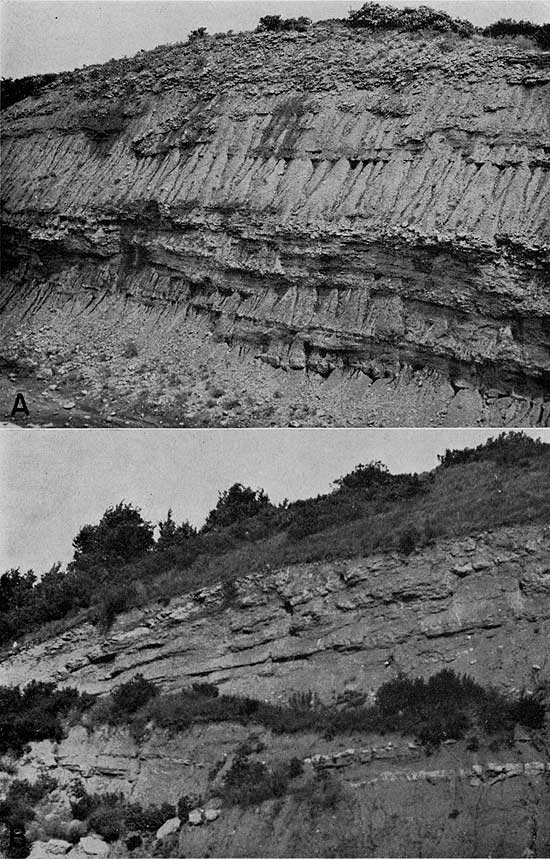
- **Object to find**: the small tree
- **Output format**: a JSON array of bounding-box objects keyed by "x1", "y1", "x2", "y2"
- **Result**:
[
  {"x1": 202, "y1": 484, "x2": 271, "y2": 532},
  {"x1": 72, "y1": 503, "x2": 155, "y2": 566},
  {"x1": 156, "y1": 509, "x2": 196, "y2": 551}
]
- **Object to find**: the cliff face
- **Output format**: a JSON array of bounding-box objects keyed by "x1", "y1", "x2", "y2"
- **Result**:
[
  {"x1": 6, "y1": 725, "x2": 550, "y2": 857},
  {"x1": 1, "y1": 524, "x2": 549, "y2": 700},
  {"x1": 1, "y1": 524, "x2": 550, "y2": 857},
  {"x1": 1, "y1": 24, "x2": 549, "y2": 426}
]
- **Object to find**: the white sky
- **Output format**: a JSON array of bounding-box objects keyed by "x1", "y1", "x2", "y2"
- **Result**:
[
  {"x1": 1, "y1": 427, "x2": 549, "y2": 573},
  {"x1": 1, "y1": 0, "x2": 549, "y2": 78}
]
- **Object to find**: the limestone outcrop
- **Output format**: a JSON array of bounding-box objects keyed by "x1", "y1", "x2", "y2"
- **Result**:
[
  {"x1": 1, "y1": 523, "x2": 550, "y2": 856},
  {"x1": 1, "y1": 524, "x2": 548, "y2": 700},
  {"x1": 1, "y1": 23, "x2": 549, "y2": 426},
  {"x1": 6, "y1": 723, "x2": 550, "y2": 856}
]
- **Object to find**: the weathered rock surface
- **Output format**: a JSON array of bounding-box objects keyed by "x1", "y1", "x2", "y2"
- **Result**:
[
  {"x1": 1, "y1": 525, "x2": 549, "y2": 701},
  {"x1": 11, "y1": 725, "x2": 550, "y2": 856},
  {"x1": 2, "y1": 523, "x2": 550, "y2": 856},
  {"x1": 1, "y1": 23, "x2": 549, "y2": 426}
]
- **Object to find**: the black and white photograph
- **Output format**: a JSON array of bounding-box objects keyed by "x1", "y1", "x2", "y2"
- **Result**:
[
  {"x1": 1, "y1": 427, "x2": 550, "y2": 857},
  {"x1": 1, "y1": 0, "x2": 550, "y2": 857},
  {"x1": 1, "y1": 0, "x2": 548, "y2": 427}
]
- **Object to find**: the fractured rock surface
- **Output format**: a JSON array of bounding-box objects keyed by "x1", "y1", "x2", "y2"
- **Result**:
[
  {"x1": 1, "y1": 523, "x2": 550, "y2": 856},
  {"x1": 1, "y1": 23, "x2": 549, "y2": 426},
  {"x1": 1, "y1": 524, "x2": 548, "y2": 700}
]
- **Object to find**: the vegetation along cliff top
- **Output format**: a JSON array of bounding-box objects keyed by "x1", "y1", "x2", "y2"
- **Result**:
[
  {"x1": 2, "y1": 4, "x2": 549, "y2": 111},
  {"x1": 1, "y1": 431, "x2": 549, "y2": 651}
]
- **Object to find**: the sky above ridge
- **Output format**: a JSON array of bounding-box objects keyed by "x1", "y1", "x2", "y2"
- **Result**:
[
  {"x1": 1, "y1": 0, "x2": 549, "y2": 78},
  {"x1": 1, "y1": 427, "x2": 550, "y2": 575}
]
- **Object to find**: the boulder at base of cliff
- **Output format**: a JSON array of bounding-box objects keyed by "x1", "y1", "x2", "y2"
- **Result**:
[
  {"x1": 188, "y1": 809, "x2": 203, "y2": 825},
  {"x1": 155, "y1": 817, "x2": 181, "y2": 840},
  {"x1": 28, "y1": 840, "x2": 72, "y2": 858},
  {"x1": 69, "y1": 835, "x2": 109, "y2": 856}
]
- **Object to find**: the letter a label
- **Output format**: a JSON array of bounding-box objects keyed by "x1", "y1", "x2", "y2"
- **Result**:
[{"x1": 11, "y1": 392, "x2": 30, "y2": 418}]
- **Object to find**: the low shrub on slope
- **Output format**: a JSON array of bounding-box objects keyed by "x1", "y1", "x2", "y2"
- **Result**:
[
  {"x1": 0, "y1": 670, "x2": 545, "y2": 759},
  {"x1": 0, "y1": 682, "x2": 93, "y2": 755}
]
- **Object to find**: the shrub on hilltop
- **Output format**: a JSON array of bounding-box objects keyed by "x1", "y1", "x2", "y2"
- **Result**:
[
  {"x1": 188, "y1": 27, "x2": 208, "y2": 42},
  {"x1": 347, "y1": 3, "x2": 475, "y2": 37},
  {"x1": 0, "y1": 74, "x2": 58, "y2": 111},
  {"x1": 437, "y1": 431, "x2": 548, "y2": 469},
  {"x1": 201, "y1": 483, "x2": 274, "y2": 533},
  {"x1": 71, "y1": 502, "x2": 155, "y2": 567},
  {"x1": 482, "y1": 19, "x2": 550, "y2": 49},
  {"x1": 256, "y1": 15, "x2": 311, "y2": 33}
]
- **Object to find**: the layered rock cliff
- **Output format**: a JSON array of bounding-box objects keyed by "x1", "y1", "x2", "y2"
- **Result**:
[
  {"x1": 1, "y1": 524, "x2": 549, "y2": 701},
  {"x1": 1, "y1": 523, "x2": 550, "y2": 856},
  {"x1": 1, "y1": 23, "x2": 549, "y2": 426}
]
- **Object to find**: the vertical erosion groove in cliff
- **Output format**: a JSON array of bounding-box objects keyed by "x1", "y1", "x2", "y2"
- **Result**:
[{"x1": 1, "y1": 23, "x2": 549, "y2": 425}]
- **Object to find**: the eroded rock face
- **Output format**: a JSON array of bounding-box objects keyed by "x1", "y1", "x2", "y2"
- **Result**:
[
  {"x1": 1, "y1": 24, "x2": 549, "y2": 426},
  {"x1": 11, "y1": 725, "x2": 550, "y2": 857},
  {"x1": 0, "y1": 524, "x2": 549, "y2": 700},
  {"x1": 2, "y1": 524, "x2": 550, "y2": 856}
]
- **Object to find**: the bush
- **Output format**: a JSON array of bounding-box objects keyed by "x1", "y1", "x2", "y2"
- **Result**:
[
  {"x1": 0, "y1": 776, "x2": 57, "y2": 852},
  {"x1": 202, "y1": 484, "x2": 273, "y2": 532},
  {"x1": 294, "y1": 771, "x2": 343, "y2": 815},
  {"x1": 67, "y1": 819, "x2": 87, "y2": 843},
  {"x1": 67, "y1": 783, "x2": 177, "y2": 842},
  {"x1": 88, "y1": 805, "x2": 123, "y2": 842},
  {"x1": 86, "y1": 669, "x2": 548, "y2": 750},
  {"x1": 375, "y1": 670, "x2": 539, "y2": 748},
  {"x1": 348, "y1": 2, "x2": 474, "y2": 37},
  {"x1": 188, "y1": 27, "x2": 208, "y2": 41},
  {"x1": 398, "y1": 526, "x2": 421, "y2": 555},
  {"x1": 256, "y1": 15, "x2": 311, "y2": 33},
  {"x1": 482, "y1": 19, "x2": 550, "y2": 49},
  {"x1": 221, "y1": 754, "x2": 298, "y2": 806},
  {"x1": 110, "y1": 674, "x2": 158, "y2": 721},
  {"x1": 438, "y1": 431, "x2": 548, "y2": 469},
  {"x1": 124, "y1": 801, "x2": 176, "y2": 833},
  {"x1": 1, "y1": 73, "x2": 58, "y2": 110},
  {"x1": 0, "y1": 682, "x2": 93, "y2": 756}
]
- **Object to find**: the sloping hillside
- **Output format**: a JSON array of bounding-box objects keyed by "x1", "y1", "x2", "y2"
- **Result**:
[
  {"x1": 1, "y1": 13, "x2": 549, "y2": 426},
  {"x1": 1, "y1": 435, "x2": 549, "y2": 857}
]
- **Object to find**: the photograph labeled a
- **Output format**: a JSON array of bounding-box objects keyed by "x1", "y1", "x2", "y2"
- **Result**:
[
  {"x1": 1, "y1": 428, "x2": 550, "y2": 857},
  {"x1": 1, "y1": 0, "x2": 549, "y2": 428}
]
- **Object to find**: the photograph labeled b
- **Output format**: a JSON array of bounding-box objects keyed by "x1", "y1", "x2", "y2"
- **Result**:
[{"x1": 1, "y1": 427, "x2": 550, "y2": 857}]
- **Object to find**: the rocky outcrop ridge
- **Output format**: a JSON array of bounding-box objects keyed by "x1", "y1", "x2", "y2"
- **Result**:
[
  {"x1": 1, "y1": 524, "x2": 549, "y2": 699},
  {"x1": 1, "y1": 23, "x2": 549, "y2": 426}
]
